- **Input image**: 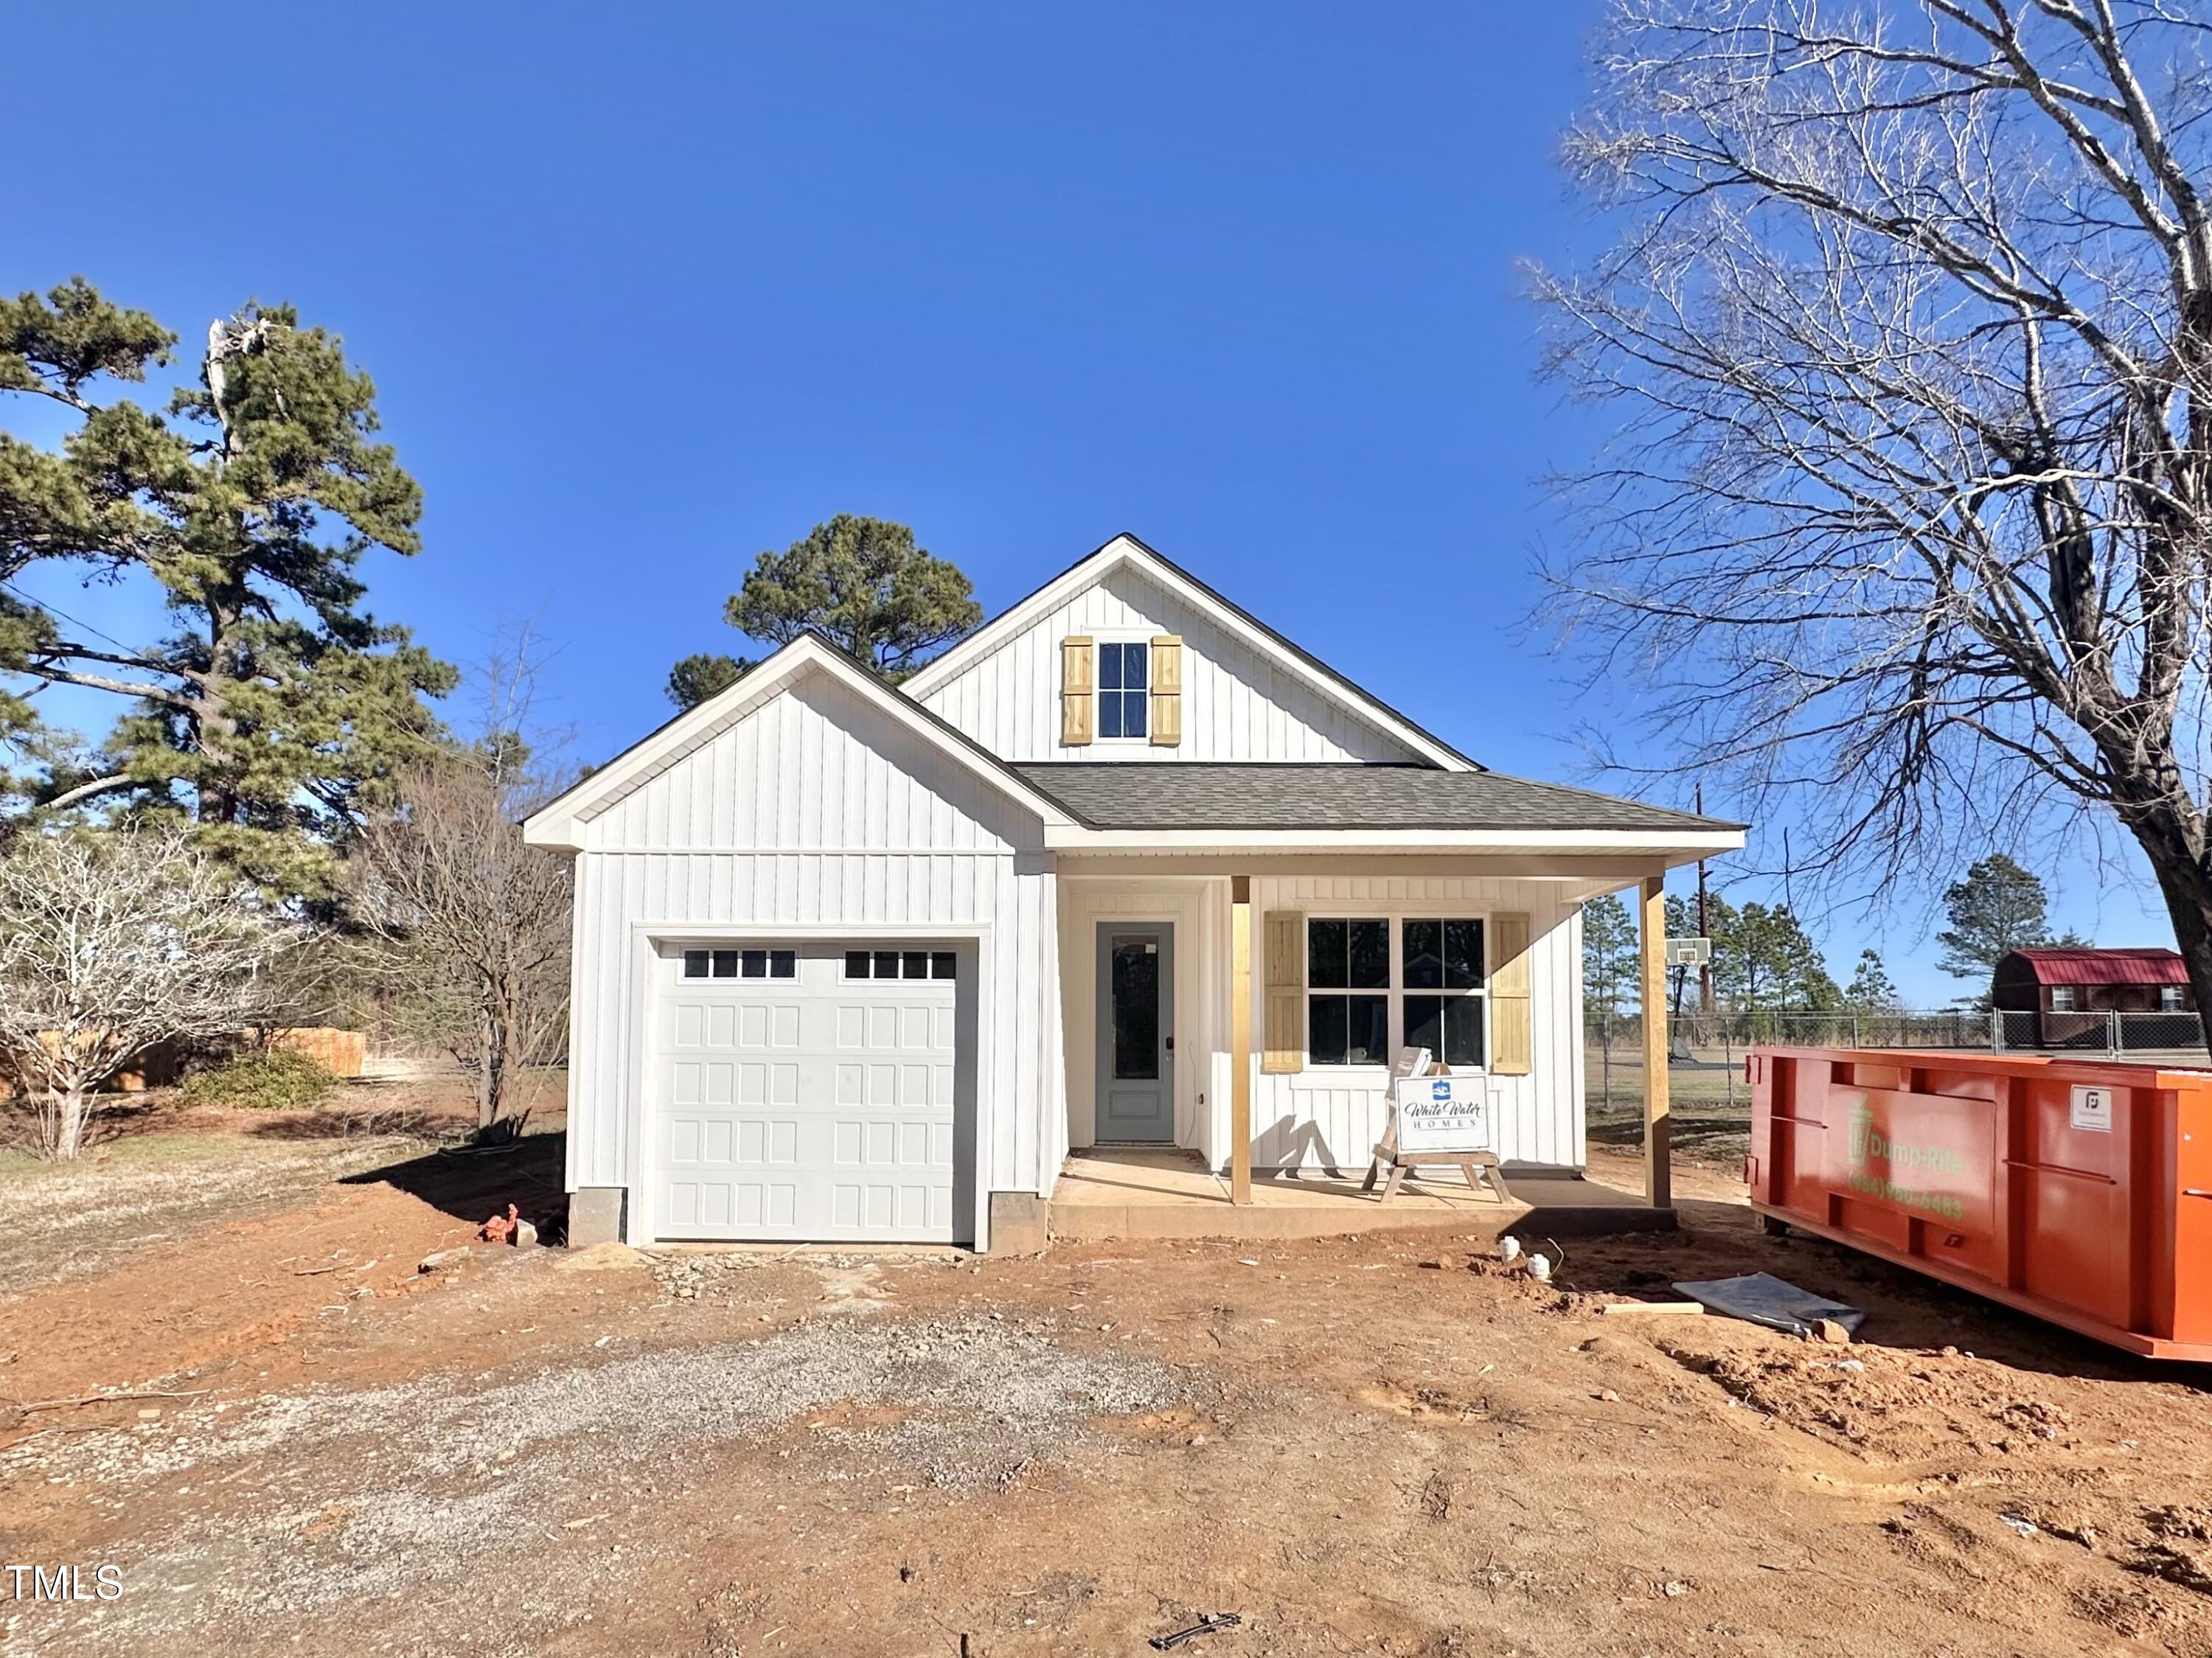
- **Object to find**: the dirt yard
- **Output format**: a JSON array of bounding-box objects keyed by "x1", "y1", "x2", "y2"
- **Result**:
[{"x1": 7, "y1": 1096, "x2": 2212, "y2": 1657}]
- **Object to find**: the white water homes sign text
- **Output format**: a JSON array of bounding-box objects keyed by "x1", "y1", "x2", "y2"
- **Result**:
[{"x1": 1394, "y1": 1075, "x2": 1491, "y2": 1153}]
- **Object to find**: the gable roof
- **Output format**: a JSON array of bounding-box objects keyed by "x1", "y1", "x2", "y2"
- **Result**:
[
  {"x1": 2000, "y1": 947, "x2": 2188, "y2": 988},
  {"x1": 1014, "y1": 763, "x2": 1743, "y2": 833},
  {"x1": 521, "y1": 633, "x2": 1079, "y2": 850},
  {"x1": 900, "y1": 532, "x2": 1478, "y2": 771}
]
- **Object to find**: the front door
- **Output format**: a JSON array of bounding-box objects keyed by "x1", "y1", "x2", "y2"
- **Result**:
[{"x1": 1096, "y1": 924, "x2": 1174, "y2": 1142}]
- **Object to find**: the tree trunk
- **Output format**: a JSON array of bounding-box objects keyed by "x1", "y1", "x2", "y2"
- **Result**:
[
  {"x1": 476, "y1": 1006, "x2": 501, "y2": 1132},
  {"x1": 2147, "y1": 865, "x2": 2212, "y2": 1056},
  {"x1": 52, "y1": 1086, "x2": 88, "y2": 1161}
]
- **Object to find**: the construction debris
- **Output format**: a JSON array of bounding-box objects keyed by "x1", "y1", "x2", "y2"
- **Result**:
[
  {"x1": 481, "y1": 1205, "x2": 538, "y2": 1247},
  {"x1": 1150, "y1": 1612, "x2": 1242, "y2": 1650},
  {"x1": 1598, "y1": 1300, "x2": 1705, "y2": 1317},
  {"x1": 1673, "y1": 1272, "x2": 1865, "y2": 1341}
]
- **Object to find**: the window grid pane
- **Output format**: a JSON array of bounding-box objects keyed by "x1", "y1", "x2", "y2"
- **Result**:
[
  {"x1": 844, "y1": 950, "x2": 870, "y2": 979},
  {"x1": 769, "y1": 950, "x2": 796, "y2": 979},
  {"x1": 740, "y1": 949, "x2": 768, "y2": 978},
  {"x1": 873, "y1": 950, "x2": 900, "y2": 980},
  {"x1": 682, "y1": 950, "x2": 709, "y2": 978},
  {"x1": 711, "y1": 950, "x2": 739, "y2": 978},
  {"x1": 1347, "y1": 921, "x2": 1388, "y2": 988},
  {"x1": 1308, "y1": 920, "x2": 1348, "y2": 988},
  {"x1": 1404, "y1": 920, "x2": 1442, "y2": 989},
  {"x1": 1310, "y1": 995, "x2": 1350, "y2": 1065},
  {"x1": 1444, "y1": 919, "x2": 1484, "y2": 989},
  {"x1": 931, "y1": 951, "x2": 957, "y2": 980}
]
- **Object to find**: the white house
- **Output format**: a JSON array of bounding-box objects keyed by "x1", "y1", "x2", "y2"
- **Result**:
[{"x1": 524, "y1": 534, "x2": 1744, "y2": 1250}]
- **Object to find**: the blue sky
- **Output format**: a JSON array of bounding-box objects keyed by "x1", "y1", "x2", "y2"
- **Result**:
[{"x1": 0, "y1": 1, "x2": 2168, "y2": 1000}]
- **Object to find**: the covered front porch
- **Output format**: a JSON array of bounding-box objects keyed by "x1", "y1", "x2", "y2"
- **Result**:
[
  {"x1": 1052, "y1": 849, "x2": 1699, "y2": 1233},
  {"x1": 1047, "y1": 1145, "x2": 1672, "y2": 1242}
]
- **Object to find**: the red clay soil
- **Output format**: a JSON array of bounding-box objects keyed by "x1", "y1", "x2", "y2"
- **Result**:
[{"x1": 7, "y1": 1130, "x2": 2212, "y2": 1657}]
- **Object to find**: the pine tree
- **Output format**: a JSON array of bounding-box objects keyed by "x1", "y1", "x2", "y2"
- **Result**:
[
  {"x1": 1844, "y1": 949, "x2": 1902, "y2": 1011},
  {"x1": 1713, "y1": 902, "x2": 1840, "y2": 1012},
  {"x1": 0, "y1": 279, "x2": 453, "y2": 894},
  {"x1": 1935, "y1": 854, "x2": 2074, "y2": 983},
  {"x1": 721, "y1": 515, "x2": 981, "y2": 678},
  {"x1": 665, "y1": 652, "x2": 751, "y2": 711},
  {"x1": 1581, "y1": 894, "x2": 1638, "y2": 1029}
]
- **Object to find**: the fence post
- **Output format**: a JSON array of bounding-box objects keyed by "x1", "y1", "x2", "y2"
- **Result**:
[
  {"x1": 1990, "y1": 1008, "x2": 2003, "y2": 1053},
  {"x1": 2111, "y1": 1009, "x2": 2122, "y2": 1060}
]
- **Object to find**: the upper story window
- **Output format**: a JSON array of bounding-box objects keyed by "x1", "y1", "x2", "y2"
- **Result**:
[{"x1": 1097, "y1": 641, "x2": 1150, "y2": 739}]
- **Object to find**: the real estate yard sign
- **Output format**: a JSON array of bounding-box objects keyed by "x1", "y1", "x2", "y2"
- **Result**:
[{"x1": 1394, "y1": 1075, "x2": 1491, "y2": 1153}]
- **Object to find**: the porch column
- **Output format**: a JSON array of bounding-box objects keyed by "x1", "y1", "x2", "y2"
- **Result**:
[
  {"x1": 1639, "y1": 873, "x2": 1672, "y2": 1210},
  {"x1": 1231, "y1": 874, "x2": 1253, "y2": 1205}
]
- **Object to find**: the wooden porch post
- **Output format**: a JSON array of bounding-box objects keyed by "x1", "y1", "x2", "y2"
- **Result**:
[
  {"x1": 1639, "y1": 873, "x2": 1672, "y2": 1210},
  {"x1": 1231, "y1": 874, "x2": 1253, "y2": 1205}
]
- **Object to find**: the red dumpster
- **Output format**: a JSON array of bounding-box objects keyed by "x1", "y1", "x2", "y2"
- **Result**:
[{"x1": 1747, "y1": 1047, "x2": 2212, "y2": 1361}]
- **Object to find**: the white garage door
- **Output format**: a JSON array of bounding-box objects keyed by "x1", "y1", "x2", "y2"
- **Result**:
[{"x1": 653, "y1": 943, "x2": 964, "y2": 1243}]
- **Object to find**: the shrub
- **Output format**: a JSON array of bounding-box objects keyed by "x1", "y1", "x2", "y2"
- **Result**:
[{"x1": 179, "y1": 1047, "x2": 337, "y2": 1112}]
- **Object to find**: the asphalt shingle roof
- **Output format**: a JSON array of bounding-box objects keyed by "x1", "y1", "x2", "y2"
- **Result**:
[{"x1": 1012, "y1": 763, "x2": 1742, "y2": 833}]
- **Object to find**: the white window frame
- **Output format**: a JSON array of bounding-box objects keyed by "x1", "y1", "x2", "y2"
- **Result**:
[
  {"x1": 1091, "y1": 633, "x2": 1154, "y2": 744},
  {"x1": 2049, "y1": 984, "x2": 2077, "y2": 1011},
  {"x1": 1300, "y1": 913, "x2": 1491, "y2": 1077},
  {"x1": 2161, "y1": 984, "x2": 2185, "y2": 1012}
]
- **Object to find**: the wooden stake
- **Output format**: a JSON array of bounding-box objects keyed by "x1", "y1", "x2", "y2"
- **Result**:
[
  {"x1": 1641, "y1": 873, "x2": 1672, "y2": 1210},
  {"x1": 1231, "y1": 875, "x2": 1253, "y2": 1205}
]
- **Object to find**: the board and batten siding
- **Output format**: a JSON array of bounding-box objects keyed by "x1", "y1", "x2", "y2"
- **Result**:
[
  {"x1": 564, "y1": 669, "x2": 1068, "y2": 1222},
  {"x1": 1241, "y1": 875, "x2": 1586, "y2": 1170},
  {"x1": 919, "y1": 564, "x2": 1423, "y2": 764}
]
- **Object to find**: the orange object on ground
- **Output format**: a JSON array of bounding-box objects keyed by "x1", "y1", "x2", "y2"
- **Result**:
[
  {"x1": 1748, "y1": 1047, "x2": 2212, "y2": 1361},
  {"x1": 481, "y1": 1204, "x2": 521, "y2": 1244}
]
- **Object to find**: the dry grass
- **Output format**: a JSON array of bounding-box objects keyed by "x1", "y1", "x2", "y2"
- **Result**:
[{"x1": 0, "y1": 1123, "x2": 440, "y2": 1297}]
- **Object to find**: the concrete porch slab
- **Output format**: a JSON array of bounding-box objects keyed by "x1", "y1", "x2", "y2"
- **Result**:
[{"x1": 1047, "y1": 1149, "x2": 1672, "y2": 1244}]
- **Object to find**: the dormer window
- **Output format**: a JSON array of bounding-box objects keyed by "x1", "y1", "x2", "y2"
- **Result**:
[{"x1": 1097, "y1": 642, "x2": 1150, "y2": 739}]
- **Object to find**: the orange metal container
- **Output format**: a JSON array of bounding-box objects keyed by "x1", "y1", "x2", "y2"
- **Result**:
[{"x1": 1747, "y1": 1047, "x2": 2212, "y2": 1361}]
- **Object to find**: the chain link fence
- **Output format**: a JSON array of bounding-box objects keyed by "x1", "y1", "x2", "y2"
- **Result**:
[{"x1": 1585, "y1": 1007, "x2": 2211, "y2": 1121}]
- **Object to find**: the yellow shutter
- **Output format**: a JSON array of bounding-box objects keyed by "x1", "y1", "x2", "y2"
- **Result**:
[
  {"x1": 1261, "y1": 909, "x2": 1305, "y2": 1073},
  {"x1": 1061, "y1": 636, "x2": 1093, "y2": 746},
  {"x1": 1490, "y1": 911, "x2": 1532, "y2": 1076},
  {"x1": 1150, "y1": 635, "x2": 1183, "y2": 747}
]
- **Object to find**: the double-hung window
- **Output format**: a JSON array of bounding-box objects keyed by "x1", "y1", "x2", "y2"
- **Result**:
[
  {"x1": 1303, "y1": 916, "x2": 1489, "y2": 1068},
  {"x1": 1402, "y1": 919, "x2": 1486, "y2": 1066},
  {"x1": 1097, "y1": 641, "x2": 1150, "y2": 740},
  {"x1": 1307, "y1": 919, "x2": 1391, "y2": 1065},
  {"x1": 2161, "y1": 985, "x2": 2186, "y2": 1012}
]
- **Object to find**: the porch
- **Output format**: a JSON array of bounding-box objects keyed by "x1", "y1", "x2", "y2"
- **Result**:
[
  {"x1": 1057, "y1": 859, "x2": 1688, "y2": 1220},
  {"x1": 1047, "y1": 1146, "x2": 1673, "y2": 1243}
]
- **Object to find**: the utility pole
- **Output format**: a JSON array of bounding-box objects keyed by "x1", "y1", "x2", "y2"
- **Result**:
[{"x1": 1695, "y1": 783, "x2": 1714, "y2": 1017}]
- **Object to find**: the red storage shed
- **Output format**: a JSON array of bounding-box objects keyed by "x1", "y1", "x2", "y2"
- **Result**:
[{"x1": 1992, "y1": 947, "x2": 2194, "y2": 1049}]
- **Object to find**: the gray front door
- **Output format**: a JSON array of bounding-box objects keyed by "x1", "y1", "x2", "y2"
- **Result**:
[{"x1": 1096, "y1": 924, "x2": 1174, "y2": 1142}]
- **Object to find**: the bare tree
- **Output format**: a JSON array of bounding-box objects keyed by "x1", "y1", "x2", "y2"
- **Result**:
[
  {"x1": 350, "y1": 738, "x2": 572, "y2": 1135},
  {"x1": 1533, "y1": 0, "x2": 2212, "y2": 1040},
  {"x1": 0, "y1": 829, "x2": 296, "y2": 1158}
]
